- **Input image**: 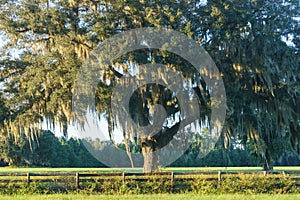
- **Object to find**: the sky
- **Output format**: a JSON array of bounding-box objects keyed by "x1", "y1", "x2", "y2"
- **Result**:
[{"x1": 46, "y1": 113, "x2": 124, "y2": 142}]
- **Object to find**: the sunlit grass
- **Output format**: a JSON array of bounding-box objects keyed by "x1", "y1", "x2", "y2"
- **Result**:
[
  {"x1": 0, "y1": 167, "x2": 143, "y2": 174},
  {"x1": 0, "y1": 166, "x2": 299, "y2": 174},
  {"x1": 162, "y1": 166, "x2": 264, "y2": 172},
  {"x1": 273, "y1": 166, "x2": 300, "y2": 171},
  {"x1": 1, "y1": 194, "x2": 300, "y2": 200}
]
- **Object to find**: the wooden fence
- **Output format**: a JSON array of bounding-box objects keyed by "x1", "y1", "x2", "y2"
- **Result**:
[{"x1": 0, "y1": 171, "x2": 299, "y2": 191}]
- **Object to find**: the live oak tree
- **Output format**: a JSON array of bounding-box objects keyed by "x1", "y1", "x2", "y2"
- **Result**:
[
  {"x1": 0, "y1": 0, "x2": 209, "y2": 172},
  {"x1": 201, "y1": 0, "x2": 300, "y2": 170},
  {"x1": 0, "y1": 0, "x2": 299, "y2": 171}
]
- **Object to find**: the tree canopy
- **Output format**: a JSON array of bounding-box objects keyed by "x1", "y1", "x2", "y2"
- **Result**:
[{"x1": 0, "y1": 0, "x2": 299, "y2": 171}]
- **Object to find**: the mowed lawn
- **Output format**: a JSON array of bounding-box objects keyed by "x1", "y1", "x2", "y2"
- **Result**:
[
  {"x1": 0, "y1": 166, "x2": 299, "y2": 173},
  {"x1": 0, "y1": 194, "x2": 299, "y2": 200}
]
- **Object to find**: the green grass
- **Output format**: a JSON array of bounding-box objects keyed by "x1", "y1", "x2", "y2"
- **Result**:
[
  {"x1": 163, "y1": 166, "x2": 264, "y2": 172},
  {"x1": 163, "y1": 166, "x2": 300, "y2": 172},
  {"x1": 0, "y1": 167, "x2": 143, "y2": 174},
  {"x1": 0, "y1": 194, "x2": 299, "y2": 200},
  {"x1": 273, "y1": 166, "x2": 300, "y2": 171},
  {"x1": 0, "y1": 166, "x2": 299, "y2": 174}
]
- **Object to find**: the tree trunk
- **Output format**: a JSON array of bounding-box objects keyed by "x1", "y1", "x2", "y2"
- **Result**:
[
  {"x1": 141, "y1": 138, "x2": 159, "y2": 173},
  {"x1": 140, "y1": 118, "x2": 195, "y2": 173},
  {"x1": 263, "y1": 150, "x2": 273, "y2": 171}
]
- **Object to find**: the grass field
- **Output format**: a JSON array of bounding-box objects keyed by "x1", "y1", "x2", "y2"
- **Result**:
[
  {"x1": 0, "y1": 166, "x2": 298, "y2": 196},
  {"x1": 0, "y1": 194, "x2": 299, "y2": 200},
  {"x1": 0, "y1": 166, "x2": 299, "y2": 173}
]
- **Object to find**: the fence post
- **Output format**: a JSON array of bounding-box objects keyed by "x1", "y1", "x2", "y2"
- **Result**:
[
  {"x1": 171, "y1": 172, "x2": 175, "y2": 193},
  {"x1": 27, "y1": 173, "x2": 30, "y2": 185},
  {"x1": 122, "y1": 172, "x2": 126, "y2": 184},
  {"x1": 263, "y1": 171, "x2": 267, "y2": 177},
  {"x1": 76, "y1": 173, "x2": 80, "y2": 189},
  {"x1": 218, "y1": 171, "x2": 222, "y2": 186}
]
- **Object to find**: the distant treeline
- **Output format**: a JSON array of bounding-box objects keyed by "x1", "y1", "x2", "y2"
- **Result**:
[
  {"x1": 0, "y1": 130, "x2": 299, "y2": 168},
  {"x1": 0, "y1": 130, "x2": 105, "y2": 167}
]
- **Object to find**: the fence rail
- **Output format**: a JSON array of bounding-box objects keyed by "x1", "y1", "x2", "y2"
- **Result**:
[{"x1": 0, "y1": 170, "x2": 299, "y2": 191}]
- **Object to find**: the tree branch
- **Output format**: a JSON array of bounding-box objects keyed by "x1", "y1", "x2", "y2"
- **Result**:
[
  {"x1": 154, "y1": 117, "x2": 197, "y2": 149},
  {"x1": 110, "y1": 66, "x2": 123, "y2": 78},
  {"x1": 15, "y1": 27, "x2": 31, "y2": 33}
]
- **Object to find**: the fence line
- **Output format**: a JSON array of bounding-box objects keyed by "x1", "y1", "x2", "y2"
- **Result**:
[{"x1": 0, "y1": 170, "x2": 299, "y2": 191}]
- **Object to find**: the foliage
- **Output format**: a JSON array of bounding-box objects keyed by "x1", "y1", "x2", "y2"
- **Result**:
[
  {"x1": 204, "y1": 0, "x2": 300, "y2": 170},
  {"x1": 1, "y1": 130, "x2": 300, "y2": 167},
  {"x1": 0, "y1": 0, "x2": 299, "y2": 171},
  {"x1": 0, "y1": 130, "x2": 105, "y2": 167},
  {"x1": 0, "y1": 173, "x2": 298, "y2": 195},
  {"x1": 0, "y1": 134, "x2": 30, "y2": 166}
]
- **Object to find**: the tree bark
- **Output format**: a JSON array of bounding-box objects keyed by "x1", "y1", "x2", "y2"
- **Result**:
[
  {"x1": 263, "y1": 150, "x2": 273, "y2": 171},
  {"x1": 141, "y1": 137, "x2": 159, "y2": 173},
  {"x1": 141, "y1": 118, "x2": 196, "y2": 173}
]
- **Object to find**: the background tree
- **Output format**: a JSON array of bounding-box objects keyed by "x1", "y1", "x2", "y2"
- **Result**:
[
  {"x1": 0, "y1": 130, "x2": 107, "y2": 167},
  {"x1": 200, "y1": 0, "x2": 300, "y2": 170},
  {"x1": 1, "y1": 130, "x2": 299, "y2": 167},
  {"x1": 0, "y1": 134, "x2": 30, "y2": 166}
]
